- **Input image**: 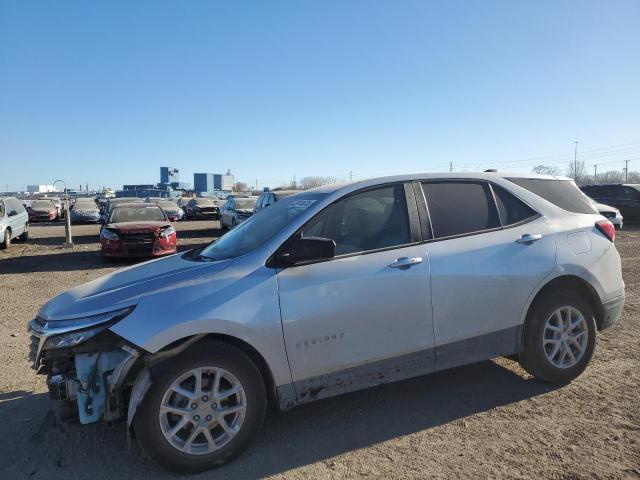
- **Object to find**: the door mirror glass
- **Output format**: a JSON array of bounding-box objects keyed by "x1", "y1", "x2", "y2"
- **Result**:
[{"x1": 280, "y1": 237, "x2": 336, "y2": 265}]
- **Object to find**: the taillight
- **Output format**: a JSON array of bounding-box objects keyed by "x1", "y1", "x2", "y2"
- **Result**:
[{"x1": 595, "y1": 220, "x2": 615, "y2": 242}]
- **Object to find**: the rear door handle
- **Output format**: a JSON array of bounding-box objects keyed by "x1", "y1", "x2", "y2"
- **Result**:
[
  {"x1": 516, "y1": 233, "x2": 542, "y2": 244},
  {"x1": 389, "y1": 257, "x2": 423, "y2": 269}
]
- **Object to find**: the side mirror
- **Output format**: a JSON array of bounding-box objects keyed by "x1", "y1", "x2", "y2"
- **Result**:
[
  {"x1": 279, "y1": 237, "x2": 336, "y2": 266},
  {"x1": 98, "y1": 217, "x2": 105, "y2": 224},
  {"x1": 8, "y1": 210, "x2": 18, "y2": 217}
]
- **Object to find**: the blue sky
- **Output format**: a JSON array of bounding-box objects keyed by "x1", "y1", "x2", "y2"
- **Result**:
[{"x1": 1, "y1": 0, "x2": 639, "y2": 191}]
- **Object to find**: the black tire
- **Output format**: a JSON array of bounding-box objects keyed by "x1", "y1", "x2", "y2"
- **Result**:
[
  {"x1": 19, "y1": 224, "x2": 29, "y2": 242},
  {"x1": 2, "y1": 229, "x2": 11, "y2": 249},
  {"x1": 134, "y1": 341, "x2": 266, "y2": 473},
  {"x1": 519, "y1": 289, "x2": 596, "y2": 384}
]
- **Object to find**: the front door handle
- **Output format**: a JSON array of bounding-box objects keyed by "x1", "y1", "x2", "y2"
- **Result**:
[
  {"x1": 516, "y1": 233, "x2": 542, "y2": 244},
  {"x1": 389, "y1": 257, "x2": 423, "y2": 269}
]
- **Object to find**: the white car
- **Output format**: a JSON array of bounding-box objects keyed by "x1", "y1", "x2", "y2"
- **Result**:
[
  {"x1": 593, "y1": 201, "x2": 623, "y2": 230},
  {"x1": 220, "y1": 196, "x2": 258, "y2": 229},
  {"x1": 29, "y1": 172, "x2": 624, "y2": 472}
]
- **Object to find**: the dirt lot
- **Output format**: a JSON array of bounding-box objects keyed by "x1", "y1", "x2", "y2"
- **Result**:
[{"x1": 0, "y1": 221, "x2": 638, "y2": 479}]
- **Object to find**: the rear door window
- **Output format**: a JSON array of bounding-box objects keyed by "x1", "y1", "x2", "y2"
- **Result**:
[
  {"x1": 491, "y1": 185, "x2": 539, "y2": 226},
  {"x1": 506, "y1": 178, "x2": 598, "y2": 215},
  {"x1": 421, "y1": 181, "x2": 500, "y2": 238}
]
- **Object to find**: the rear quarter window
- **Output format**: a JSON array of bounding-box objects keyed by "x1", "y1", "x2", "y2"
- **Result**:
[{"x1": 506, "y1": 178, "x2": 598, "y2": 215}]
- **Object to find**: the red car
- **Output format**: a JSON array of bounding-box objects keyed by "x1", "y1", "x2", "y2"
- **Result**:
[
  {"x1": 100, "y1": 203, "x2": 177, "y2": 260},
  {"x1": 28, "y1": 199, "x2": 58, "y2": 222}
]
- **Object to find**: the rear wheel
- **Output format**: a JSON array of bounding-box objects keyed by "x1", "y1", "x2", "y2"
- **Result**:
[
  {"x1": 519, "y1": 290, "x2": 596, "y2": 383},
  {"x1": 134, "y1": 341, "x2": 266, "y2": 473}
]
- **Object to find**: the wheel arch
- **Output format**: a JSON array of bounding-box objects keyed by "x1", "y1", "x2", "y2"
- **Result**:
[
  {"x1": 522, "y1": 275, "x2": 605, "y2": 344},
  {"x1": 128, "y1": 333, "x2": 280, "y2": 413}
]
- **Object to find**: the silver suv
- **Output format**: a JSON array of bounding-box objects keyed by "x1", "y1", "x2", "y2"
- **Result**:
[
  {"x1": 28, "y1": 173, "x2": 624, "y2": 472},
  {"x1": 0, "y1": 196, "x2": 29, "y2": 249}
]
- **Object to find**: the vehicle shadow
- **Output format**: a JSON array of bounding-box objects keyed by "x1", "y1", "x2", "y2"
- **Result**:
[
  {"x1": 30, "y1": 233, "x2": 100, "y2": 246},
  {"x1": 0, "y1": 360, "x2": 560, "y2": 479},
  {"x1": 0, "y1": 243, "x2": 210, "y2": 274},
  {"x1": 174, "y1": 225, "x2": 224, "y2": 240}
]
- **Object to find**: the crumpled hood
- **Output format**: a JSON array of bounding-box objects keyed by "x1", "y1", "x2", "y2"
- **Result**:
[
  {"x1": 107, "y1": 221, "x2": 170, "y2": 232},
  {"x1": 38, "y1": 253, "x2": 233, "y2": 320}
]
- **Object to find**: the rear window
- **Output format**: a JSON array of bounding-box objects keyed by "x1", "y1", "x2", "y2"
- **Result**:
[
  {"x1": 507, "y1": 178, "x2": 598, "y2": 215},
  {"x1": 491, "y1": 185, "x2": 539, "y2": 226}
]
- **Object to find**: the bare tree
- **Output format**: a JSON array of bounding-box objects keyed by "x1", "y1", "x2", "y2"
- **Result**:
[
  {"x1": 233, "y1": 182, "x2": 248, "y2": 193},
  {"x1": 300, "y1": 176, "x2": 337, "y2": 190},
  {"x1": 567, "y1": 159, "x2": 587, "y2": 184},
  {"x1": 597, "y1": 170, "x2": 640, "y2": 184},
  {"x1": 597, "y1": 170, "x2": 624, "y2": 184},
  {"x1": 532, "y1": 165, "x2": 561, "y2": 176}
]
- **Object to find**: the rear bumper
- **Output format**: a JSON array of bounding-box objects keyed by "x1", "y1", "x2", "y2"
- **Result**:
[{"x1": 601, "y1": 293, "x2": 625, "y2": 330}]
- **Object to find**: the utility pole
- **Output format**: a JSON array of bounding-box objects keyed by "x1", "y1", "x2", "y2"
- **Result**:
[
  {"x1": 624, "y1": 159, "x2": 629, "y2": 183},
  {"x1": 593, "y1": 164, "x2": 597, "y2": 183},
  {"x1": 449, "y1": 162, "x2": 453, "y2": 173},
  {"x1": 573, "y1": 141, "x2": 578, "y2": 179},
  {"x1": 349, "y1": 171, "x2": 353, "y2": 183},
  {"x1": 53, "y1": 179, "x2": 73, "y2": 248}
]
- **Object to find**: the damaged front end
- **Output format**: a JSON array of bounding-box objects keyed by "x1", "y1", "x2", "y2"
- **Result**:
[{"x1": 28, "y1": 306, "x2": 143, "y2": 424}]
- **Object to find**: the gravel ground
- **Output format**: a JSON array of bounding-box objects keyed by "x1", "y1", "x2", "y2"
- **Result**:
[{"x1": 0, "y1": 221, "x2": 638, "y2": 479}]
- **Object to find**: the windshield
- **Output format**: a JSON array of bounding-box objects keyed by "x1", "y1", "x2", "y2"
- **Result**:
[
  {"x1": 31, "y1": 200, "x2": 54, "y2": 210},
  {"x1": 199, "y1": 192, "x2": 328, "y2": 260},
  {"x1": 110, "y1": 205, "x2": 166, "y2": 223},
  {"x1": 158, "y1": 202, "x2": 178, "y2": 210},
  {"x1": 0, "y1": 201, "x2": 4, "y2": 217},
  {"x1": 195, "y1": 199, "x2": 215, "y2": 205},
  {"x1": 73, "y1": 201, "x2": 96, "y2": 210},
  {"x1": 235, "y1": 198, "x2": 257, "y2": 210}
]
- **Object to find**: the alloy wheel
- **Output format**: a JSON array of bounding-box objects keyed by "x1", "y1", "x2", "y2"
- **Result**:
[
  {"x1": 542, "y1": 306, "x2": 588, "y2": 369},
  {"x1": 158, "y1": 367, "x2": 247, "y2": 455}
]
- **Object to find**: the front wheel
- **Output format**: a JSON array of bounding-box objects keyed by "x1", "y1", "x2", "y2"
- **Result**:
[
  {"x1": 134, "y1": 341, "x2": 266, "y2": 473},
  {"x1": 2, "y1": 229, "x2": 11, "y2": 249},
  {"x1": 519, "y1": 290, "x2": 596, "y2": 384}
]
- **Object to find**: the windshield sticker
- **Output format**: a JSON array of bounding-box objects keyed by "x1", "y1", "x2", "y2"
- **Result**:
[{"x1": 289, "y1": 199, "x2": 317, "y2": 209}]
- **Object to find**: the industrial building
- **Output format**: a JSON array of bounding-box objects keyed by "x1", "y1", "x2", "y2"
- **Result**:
[
  {"x1": 27, "y1": 184, "x2": 58, "y2": 193},
  {"x1": 193, "y1": 170, "x2": 234, "y2": 194}
]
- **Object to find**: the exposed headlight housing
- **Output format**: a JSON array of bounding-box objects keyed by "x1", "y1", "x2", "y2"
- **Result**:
[
  {"x1": 43, "y1": 324, "x2": 111, "y2": 350},
  {"x1": 44, "y1": 306, "x2": 134, "y2": 329},
  {"x1": 34, "y1": 306, "x2": 135, "y2": 352},
  {"x1": 160, "y1": 225, "x2": 176, "y2": 238},
  {"x1": 101, "y1": 228, "x2": 119, "y2": 241}
]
